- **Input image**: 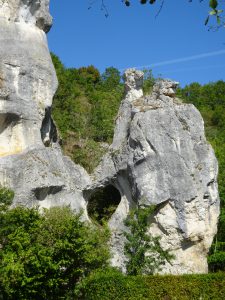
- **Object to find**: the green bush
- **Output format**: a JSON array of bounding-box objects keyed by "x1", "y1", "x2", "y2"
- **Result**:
[
  {"x1": 0, "y1": 186, "x2": 14, "y2": 209},
  {"x1": 124, "y1": 206, "x2": 174, "y2": 275},
  {"x1": 71, "y1": 139, "x2": 107, "y2": 173},
  {"x1": 0, "y1": 205, "x2": 110, "y2": 300},
  {"x1": 77, "y1": 268, "x2": 148, "y2": 300},
  {"x1": 79, "y1": 269, "x2": 225, "y2": 300}
]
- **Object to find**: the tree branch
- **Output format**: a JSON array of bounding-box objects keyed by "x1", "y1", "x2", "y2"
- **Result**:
[{"x1": 155, "y1": 0, "x2": 165, "y2": 18}]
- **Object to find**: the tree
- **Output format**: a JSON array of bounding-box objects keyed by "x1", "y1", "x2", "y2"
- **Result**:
[
  {"x1": 51, "y1": 54, "x2": 125, "y2": 173},
  {"x1": 123, "y1": 206, "x2": 174, "y2": 275},
  {"x1": 101, "y1": 67, "x2": 121, "y2": 90},
  {"x1": 0, "y1": 198, "x2": 110, "y2": 299}
]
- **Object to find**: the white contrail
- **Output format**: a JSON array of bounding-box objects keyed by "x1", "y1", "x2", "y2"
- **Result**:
[
  {"x1": 159, "y1": 63, "x2": 225, "y2": 74},
  {"x1": 120, "y1": 49, "x2": 225, "y2": 71}
]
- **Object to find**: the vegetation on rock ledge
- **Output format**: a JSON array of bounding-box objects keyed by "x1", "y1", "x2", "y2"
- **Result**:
[{"x1": 124, "y1": 206, "x2": 174, "y2": 275}]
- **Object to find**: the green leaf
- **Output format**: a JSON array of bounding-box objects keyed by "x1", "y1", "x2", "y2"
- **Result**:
[
  {"x1": 217, "y1": 16, "x2": 221, "y2": 24},
  {"x1": 209, "y1": 10, "x2": 217, "y2": 15},
  {"x1": 209, "y1": 0, "x2": 218, "y2": 10}
]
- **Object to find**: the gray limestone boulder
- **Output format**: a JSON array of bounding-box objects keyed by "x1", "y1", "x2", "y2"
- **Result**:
[{"x1": 86, "y1": 70, "x2": 220, "y2": 274}]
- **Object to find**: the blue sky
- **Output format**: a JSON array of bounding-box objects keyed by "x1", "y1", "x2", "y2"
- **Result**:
[{"x1": 48, "y1": 1, "x2": 225, "y2": 86}]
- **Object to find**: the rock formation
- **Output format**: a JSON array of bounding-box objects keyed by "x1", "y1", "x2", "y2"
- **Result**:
[
  {"x1": 85, "y1": 70, "x2": 220, "y2": 274},
  {"x1": 0, "y1": 1, "x2": 220, "y2": 274},
  {"x1": 0, "y1": 0, "x2": 90, "y2": 215}
]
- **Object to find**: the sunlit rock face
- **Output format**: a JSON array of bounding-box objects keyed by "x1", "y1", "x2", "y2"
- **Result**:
[
  {"x1": 0, "y1": 0, "x2": 52, "y2": 32},
  {"x1": 0, "y1": 0, "x2": 90, "y2": 213},
  {"x1": 0, "y1": 0, "x2": 56, "y2": 156},
  {"x1": 87, "y1": 69, "x2": 220, "y2": 274}
]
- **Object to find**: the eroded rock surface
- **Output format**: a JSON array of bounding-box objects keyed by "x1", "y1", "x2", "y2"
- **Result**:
[
  {"x1": 86, "y1": 69, "x2": 220, "y2": 274},
  {"x1": 0, "y1": 0, "x2": 90, "y2": 214}
]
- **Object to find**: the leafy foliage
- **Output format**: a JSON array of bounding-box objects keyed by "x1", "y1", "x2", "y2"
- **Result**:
[
  {"x1": 0, "y1": 187, "x2": 14, "y2": 210},
  {"x1": 142, "y1": 69, "x2": 155, "y2": 95},
  {"x1": 124, "y1": 206, "x2": 174, "y2": 275},
  {"x1": 79, "y1": 268, "x2": 225, "y2": 300},
  {"x1": 78, "y1": 267, "x2": 148, "y2": 300},
  {"x1": 51, "y1": 54, "x2": 124, "y2": 173},
  {"x1": 0, "y1": 202, "x2": 110, "y2": 300}
]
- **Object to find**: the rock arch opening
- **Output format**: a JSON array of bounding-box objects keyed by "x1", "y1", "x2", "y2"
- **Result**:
[{"x1": 87, "y1": 185, "x2": 121, "y2": 224}]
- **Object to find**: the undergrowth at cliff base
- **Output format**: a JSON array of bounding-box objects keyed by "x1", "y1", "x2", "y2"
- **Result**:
[
  {"x1": 0, "y1": 188, "x2": 110, "y2": 300},
  {"x1": 0, "y1": 186, "x2": 225, "y2": 300}
]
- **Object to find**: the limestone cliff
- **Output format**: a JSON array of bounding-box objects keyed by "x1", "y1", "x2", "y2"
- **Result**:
[
  {"x1": 0, "y1": 1, "x2": 220, "y2": 275},
  {"x1": 0, "y1": 0, "x2": 90, "y2": 215}
]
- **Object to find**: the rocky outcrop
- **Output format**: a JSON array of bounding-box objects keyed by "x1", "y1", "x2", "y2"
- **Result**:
[
  {"x1": 0, "y1": 0, "x2": 90, "y2": 214},
  {"x1": 86, "y1": 69, "x2": 220, "y2": 274},
  {"x1": 0, "y1": 1, "x2": 219, "y2": 275}
]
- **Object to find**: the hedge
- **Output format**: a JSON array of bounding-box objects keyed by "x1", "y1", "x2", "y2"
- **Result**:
[{"x1": 79, "y1": 268, "x2": 225, "y2": 300}]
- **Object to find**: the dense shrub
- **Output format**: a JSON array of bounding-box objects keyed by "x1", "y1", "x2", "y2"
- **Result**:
[
  {"x1": 0, "y1": 203, "x2": 110, "y2": 300},
  {"x1": 124, "y1": 206, "x2": 174, "y2": 275},
  {"x1": 77, "y1": 268, "x2": 148, "y2": 300},
  {"x1": 79, "y1": 269, "x2": 225, "y2": 300},
  {"x1": 0, "y1": 186, "x2": 14, "y2": 209},
  {"x1": 51, "y1": 54, "x2": 123, "y2": 172}
]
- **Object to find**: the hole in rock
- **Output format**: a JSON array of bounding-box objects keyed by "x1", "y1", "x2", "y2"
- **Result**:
[
  {"x1": 33, "y1": 186, "x2": 63, "y2": 201},
  {"x1": 0, "y1": 113, "x2": 20, "y2": 134},
  {"x1": 41, "y1": 107, "x2": 58, "y2": 147},
  {"x1": 87, "y1": 185, "x2": 121, "y2": 224}
]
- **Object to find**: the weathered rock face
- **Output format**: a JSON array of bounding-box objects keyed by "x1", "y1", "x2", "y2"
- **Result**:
[
  {"x1": 0, "y1": 1, "x2": 219, "y2": 275},
  {"x1": 86, "y1": 69, "x2": 220, "y2": 274},
  {"x1": 0, "y1": 0, "x2": 52, "y2": 32},
  {"x1": 0, "y1": 0, "x2": 90, "y2": 214},
  {"x1": 0, "y1": 0, "x2": 56, "y2": 156}
]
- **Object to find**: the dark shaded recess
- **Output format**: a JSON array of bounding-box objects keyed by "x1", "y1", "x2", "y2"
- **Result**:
[
  {"x1": 0, "y1": 113, "x2": 20, "y2": 134},
  {"x1": 33, "y1": 186, "x2": 63, "y2": 201},
  {"x1": 41, "y1": 107, "x2": 58, "y2": 146},
  {"x1": 87, "y1": 185, "x2": 121, "y2": 224}
]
